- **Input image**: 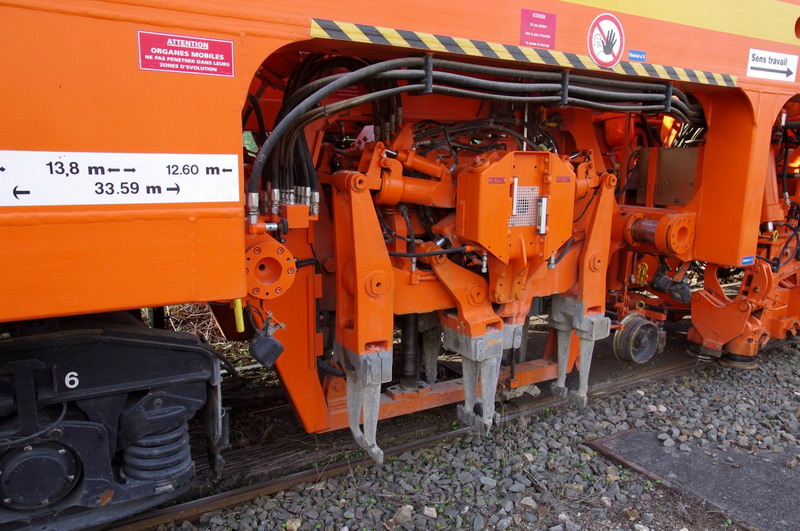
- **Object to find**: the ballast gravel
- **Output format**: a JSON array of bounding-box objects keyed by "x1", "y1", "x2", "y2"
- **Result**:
[{"x1": 172, "y1": 346, "x2": 799, "y2": 530}]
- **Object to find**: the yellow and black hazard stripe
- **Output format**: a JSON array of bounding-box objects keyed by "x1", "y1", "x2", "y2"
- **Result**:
[{"x1": 310, "y1": 19, "x2": 736, "y2": 87}]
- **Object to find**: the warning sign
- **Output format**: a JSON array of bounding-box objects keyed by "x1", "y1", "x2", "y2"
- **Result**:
[
  {"x1": 520, "y1": 9, "x2": 557, "y2": 50},
  {"x1": 587, "y1": 13, "x2": 624, "y2": 68},
  {"x1": 747, "y1": 48, "x2": 797, "y2": 82},
  {"x1": 138, "y1": 31, "x2": 234, "y2": 77}
]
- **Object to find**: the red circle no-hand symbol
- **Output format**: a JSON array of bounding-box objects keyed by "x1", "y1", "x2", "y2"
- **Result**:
[{"x1": 588, "y1": 13, "x2": 625, "y2": 68}]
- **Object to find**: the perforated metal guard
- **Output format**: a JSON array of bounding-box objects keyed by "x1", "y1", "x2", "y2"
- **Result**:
[{"x1": 508, "y1": 186, "x2": 539, "y2": 226}]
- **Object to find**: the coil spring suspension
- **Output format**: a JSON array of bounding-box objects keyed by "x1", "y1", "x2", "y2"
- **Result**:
[{"x1": 123, "y1": 423, "x2": 192, "y2": 482}]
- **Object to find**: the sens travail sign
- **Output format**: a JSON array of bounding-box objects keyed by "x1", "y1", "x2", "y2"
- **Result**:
[{"x1": 747, "y1": 48, "x2": 797, "y2": 82}]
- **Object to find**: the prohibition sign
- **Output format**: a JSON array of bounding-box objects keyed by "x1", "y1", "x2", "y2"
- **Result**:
[{"x1": 588, "y1": 13, "x2": 625, "y2": 68}]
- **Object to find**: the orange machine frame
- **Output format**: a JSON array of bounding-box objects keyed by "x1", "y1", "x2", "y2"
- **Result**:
[{"x1": 2, "y1": 0, "x2": 800, "y2": 436}]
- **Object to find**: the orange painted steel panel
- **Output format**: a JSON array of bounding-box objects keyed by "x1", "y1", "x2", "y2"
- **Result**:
[
  {"x1": 2, "y1": 0, "x2": 800, "y2": 443},
  {"x1": 0, "y1": 4, "x2": 250, "y2": 321},
  {"x1": 2, "y1": 0, "x2": 799, "y2": 321}
]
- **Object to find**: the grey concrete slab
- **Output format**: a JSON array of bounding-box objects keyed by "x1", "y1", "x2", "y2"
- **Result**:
[{"x1": 590, "y1": 429, "x2": 800, "y2": 531}]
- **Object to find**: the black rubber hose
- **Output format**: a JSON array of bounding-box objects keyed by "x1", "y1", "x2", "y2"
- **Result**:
[
  {"x1": 389, "y1": 247, "x2": 466, "y2": 257},
  {"x1": 377, "y1": 213, "x2": 412, "y2": 243},
  {"x1": 573, "y1": 188, "x2": 599, "y2": 223},
  {"x1": 275, "y1": 83, "x2": 424, "y2": 187},
  {"x1": 441, "y1": 124, "x2": 527, "y2": 150},
  {"x1": 317, "y1": 357, "x2": 345, "y2": 377},
  {"x1": 256, "y1": 58, "x2": 704, "y2": 193},
  {"x1": 283, "y1": 64, "x2": 694, "y2": 128},
  {"x1": 565, "y1": 97, "x2": 673, "y2": 114},
  {"x1": 434, "y1": 58, "x2": 562, "y2": 81},
  {"x1": 778, "y1": 225, "x2": 800, "y2": 268},
  {"x1": 441, "y1": 124, "x2": 459, "y2": 172},
  {"x1": 432, "y1": 85, "x2": 562, "y2": 104},
  {"x1": 292, "y1": 141, "x2": 310, "y2": 188},
  {"x1": 278, "y1": 70, "x2": 420, "y2": 117},
  {"x1": 568, "y1": 85, "x2": 668, "y2": 103},
  {"x1": 245, "y1": 94, "x2": 266, "y2": 138},
  {"x1": 430, "y1": 71, "x2": 561, "y2": 94},
  {"x1": 553, "y1": 237, "x2": 576, "y2": 265},
  {"x1": 249, "y1": 57, "x2": 427, "y2": 193},
  {"x1": 569, "y1": 73, "x2": 667, "y2": 92},
  {"x1": 296, "y1": 257, "x2": 319, "y2": 268},
  {"x1": 298, "y1": 136, "x2": 319, "y2": 191},
  {"x1": 433, "y1": 117, "x2": 558, "y2": 152},
  {"x1": 398, "y1": 204, "x2": 415, "y2": 254},
  {"x1": 278, "y1": 84, "x2": 426, "y2": 177},
  {"x1": 282, "y1": 60, "x2": 693, "y2": 117}
]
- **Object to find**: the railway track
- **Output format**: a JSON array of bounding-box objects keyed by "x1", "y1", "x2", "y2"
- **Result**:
[{"x1": 112, "y1": 339, "x2": 701, "y2": 531}]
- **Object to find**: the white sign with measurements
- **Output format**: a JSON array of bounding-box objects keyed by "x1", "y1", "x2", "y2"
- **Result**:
[{"x1": 0, "y1": 150, "x2": 240, "y2": 207}]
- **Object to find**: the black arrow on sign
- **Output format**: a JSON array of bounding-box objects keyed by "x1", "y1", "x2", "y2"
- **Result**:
[
  {"x1": 166, "y1": 183, "x2": 180, "y2": 194},
  {"x1": 123, "y1": 168, "x2": 136, "y2": 173},
  {"x1": 0, "y1": 167, "x2": 5, "y2": 172},
  {"x1": 12, "y1": 186, "x2": 30, "y2": 199},
  {"x1": 751, "y1": 65, "x2": 794, "y2": 77},
  {"x1": 222, "y1": 168, "x2": 233, "y2": 173}
]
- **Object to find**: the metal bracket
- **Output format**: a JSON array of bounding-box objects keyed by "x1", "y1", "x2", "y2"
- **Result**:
[
  {"x1": 443, "y1": 327, "x2": 504, "y2": 434},
  {"x1": 502, "y1": 323, "x2": 524, "y2": 350},
  {"x1": 334, "y1": 342, "x2": 392, "y2": 463},
  {"x1": 548, "y1": 295, "x2": 611, "y2": 408}
]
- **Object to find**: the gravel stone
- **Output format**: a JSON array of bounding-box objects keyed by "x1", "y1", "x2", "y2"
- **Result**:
[
  {"x1": 479, "y1": 476, "x2": 497, "y2": 488},
  {"x1": 496, "y1": 517, "x2": 512, "y2": 530},
  {"x1": 193, "y1": 344, "x2": 800, "y2": 531},
  {"x1": 520, "y1": 496, "x2": 537, "y2": 509}
]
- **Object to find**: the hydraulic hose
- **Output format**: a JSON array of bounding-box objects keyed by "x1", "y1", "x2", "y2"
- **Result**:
[
  {"x1": 253, "y1": 56, "x2": 705, "y2": 194},
  {"x1": 248, "y1": 57, "x2": 427, "y2": 193}
]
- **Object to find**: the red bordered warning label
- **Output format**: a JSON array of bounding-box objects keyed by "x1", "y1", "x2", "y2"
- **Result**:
[
  {"x1": 587, "y1": 13, "x2": 624, "y2": 68},
  {"x1": 138, "y1": 31, "x2": 234, "y2": 77}
]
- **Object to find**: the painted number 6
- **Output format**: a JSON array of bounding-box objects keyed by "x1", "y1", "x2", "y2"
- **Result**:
[{"x1": 64, "y1": 371, "x2": 80, "y2": 389}]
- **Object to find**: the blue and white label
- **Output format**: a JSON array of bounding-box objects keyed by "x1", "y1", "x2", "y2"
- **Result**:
[
  {"x1": 741, "y1": 256, "x2": 755, "y2": 266},
  {"x1": 628, "y1": 49, "x2": 646, "y2": 62}
]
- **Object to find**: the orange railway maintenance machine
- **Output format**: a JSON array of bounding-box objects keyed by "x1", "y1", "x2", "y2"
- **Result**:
[{"x1": 1, "y1": 0, "x2": 800, "y2": 527}]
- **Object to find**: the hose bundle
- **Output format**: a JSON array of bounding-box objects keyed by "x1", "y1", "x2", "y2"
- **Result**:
[{"x1": 247, "y1": 56, "x2": 705, "y2": 195}]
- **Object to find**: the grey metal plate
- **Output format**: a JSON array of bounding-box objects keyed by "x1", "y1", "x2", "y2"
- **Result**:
[
  {"x1": 636, "y1": 147, "x2": 699, "y2": 206},
  {"x1": 589, "y1": 429, "x2": 800, "y2": 531}
]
